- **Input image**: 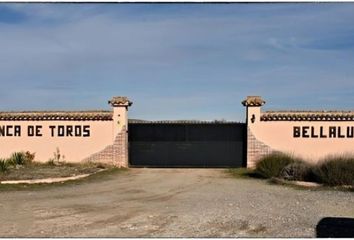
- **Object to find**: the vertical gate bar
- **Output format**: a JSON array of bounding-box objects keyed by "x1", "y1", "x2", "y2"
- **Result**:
[{"x1": 185, "y1": 124, "x2": 188, "y2": 141}]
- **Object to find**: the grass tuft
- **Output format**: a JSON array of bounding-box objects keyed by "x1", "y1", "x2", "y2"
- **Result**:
[
  {"x1": 279, "y1": 161, "x2": 315, "y2": 182},
  {"x1": 0, "y1": 167, "x2": 127, "y2": 191},
  {"x1": 9, "y1": 152, "x2": 27, "y2": 166},
  {"x1": 254, "y1": 152, "x2": 300, "y2": 179},
  {"x1": 250, "y1": 152, "x2": 354, "y2": 189},
  {"x1": 0, "y1": 159, "x2": 9, "y2": 172},
  {"x1": 227, "y1": 168, "x2": 254, "y2": 179},
  {"x1": 314, "y1": 154, "x2": 354, "y2": 186}
]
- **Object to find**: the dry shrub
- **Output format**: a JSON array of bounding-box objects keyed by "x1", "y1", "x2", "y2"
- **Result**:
[
  {"x1": 24, "y1": 151, "x2": 35, "y2": 164},
  {"x1": 313, "y1": 154, "x2": 354, "y2": 186},
  {"x1": 280, "y1": 161, "x2": 315, "y2": 182},
  {"x1": 254, "y1": 152, "x2": 354, "y2": 187},
  {"x1": 255, "y1": 152, "x2": 300, "y2": 178}
]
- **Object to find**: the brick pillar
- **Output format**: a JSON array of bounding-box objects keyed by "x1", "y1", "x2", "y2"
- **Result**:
[
  {"x1": 108, "y1": 97, "x2": 132, "y2": 167},
  {"x1": 242, "y1": 96, "x2": 268, "y2": 168}
]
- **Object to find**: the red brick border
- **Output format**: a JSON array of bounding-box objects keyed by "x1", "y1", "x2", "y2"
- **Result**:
[
  {"x1": 247, "y1": 127, "x2": 274, "y2": 168},
  {"x1": 82, "y1": 125, "x2": 128, "y2": 167}
]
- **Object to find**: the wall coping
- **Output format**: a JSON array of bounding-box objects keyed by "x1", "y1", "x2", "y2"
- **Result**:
[
  {"x1": 0, "y1": 110, "x2": 113, "y2": 121},
  {"x1": 261, "y1": 110, "x2": 354, "y2": 121},
  {"x1": 242, "y1": 96, "x2": 266, "y2": 107},
  {"x1": 108, "y1": 96, "x2": 132, "y2": 107}
]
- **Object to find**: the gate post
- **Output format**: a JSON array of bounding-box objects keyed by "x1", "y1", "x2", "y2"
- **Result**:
[
  {"x1": 108, "y1": 97, "x2": 133, "y2": 167},
  {"x1": 242, "y1": 96, "x2": 265, "y2": 125},
  {"x1": 242, "y1": 96, "x2": 266, "y2": 168}
]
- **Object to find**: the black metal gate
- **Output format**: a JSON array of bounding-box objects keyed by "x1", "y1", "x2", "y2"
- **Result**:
[{"x1": 128, "y1": 122, "x2": 246, "y2": 167}]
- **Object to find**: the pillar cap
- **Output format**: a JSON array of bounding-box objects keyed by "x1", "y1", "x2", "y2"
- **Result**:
[
  {"x1": 108, "y1": 96, "x2": 133, "y2": 107},
  {"x1": 242, "y1": 96, "x2": 265, "y2": 107}
]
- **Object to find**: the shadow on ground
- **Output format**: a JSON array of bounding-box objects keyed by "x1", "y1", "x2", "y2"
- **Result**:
[{"x1": 316, "y1": 217, "x2": 354, "y2": 237}]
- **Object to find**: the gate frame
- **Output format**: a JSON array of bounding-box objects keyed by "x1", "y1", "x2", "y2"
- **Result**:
[{"x1": 128, "y1": 121, "x2": 247, "y2": 168}]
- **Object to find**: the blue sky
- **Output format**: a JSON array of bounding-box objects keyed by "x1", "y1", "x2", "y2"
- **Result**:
[{"x1": 0, "y1": 3, "x2": 354, "y2": 121}]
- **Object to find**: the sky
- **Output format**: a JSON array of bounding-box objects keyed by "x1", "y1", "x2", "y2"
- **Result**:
[{"x1": 0, "y1": 3, "x2": 354, "y2": 121}]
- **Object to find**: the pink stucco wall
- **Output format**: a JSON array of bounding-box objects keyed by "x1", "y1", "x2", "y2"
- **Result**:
[
  {"x1": 244, "y1": 96, "x2": 354, "y2": 167},
  {"x1": 0, "y1": 96, "x2": 132, "y2": 166},
  {"x1": 0, "y1": 121, "x2": 113, "y2": 163},
  {"x1": 250, "y1": 121, "x2": 354, "y2": 163}
]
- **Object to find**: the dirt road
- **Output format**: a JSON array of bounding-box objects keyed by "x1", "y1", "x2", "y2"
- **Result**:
[{"x1": 0, "y1": 168, "x2": 353, "y2": 237}]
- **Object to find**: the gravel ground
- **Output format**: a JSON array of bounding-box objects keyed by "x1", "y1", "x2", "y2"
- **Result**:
[{"x1": 0, "y1": 168, "x2": 353, "y2": 237}]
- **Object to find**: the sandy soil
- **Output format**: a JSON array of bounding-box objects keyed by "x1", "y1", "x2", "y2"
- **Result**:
[
  {"x1": 0, "y1": 163, "x2": 103, "y2": 181},
  {"x1": 0, "y1": 168, "x2": 353, "y2": 237}
]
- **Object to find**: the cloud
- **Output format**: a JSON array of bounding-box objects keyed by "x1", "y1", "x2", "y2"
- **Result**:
[{"x1": 0, "y1": 4, "x2": 354, "y2": 120}]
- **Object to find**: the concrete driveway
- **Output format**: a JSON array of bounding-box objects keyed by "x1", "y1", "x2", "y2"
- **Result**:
[{"x1": 0, "y1": 168, "x2": 353, "y2": 237}]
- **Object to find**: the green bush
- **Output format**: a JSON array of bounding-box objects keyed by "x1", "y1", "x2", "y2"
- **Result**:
[
  {"x1": 314, "y1": 155, "x2": 354, "y2": 186},
  {"x1": 0, "y1": 158, "x2": 9, "y2": 172},
  {"x1": 255, "y1": 152, "x2": 299, "y2": 178},
  {"x1": 9, "y1": 152, "x2": 27, "y2": 166},
  {"x1": 8, "y1": 151, "x2": 35, "y2": 166}
]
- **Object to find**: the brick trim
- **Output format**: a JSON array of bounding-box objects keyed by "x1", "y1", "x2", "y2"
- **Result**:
[
  {"x1": 82, "y1": 125, "x2": 128, "y2": 167},
  {"x1": 113, "y1": 125, "x2": 128, "y2": 167},
  {"x1": 247, "y1": 127, "x2": 274, "y2": 168}
]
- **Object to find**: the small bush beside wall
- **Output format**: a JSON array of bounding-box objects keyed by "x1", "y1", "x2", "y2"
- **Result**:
[
  {"x1": 0, "y1": 159, "x2": 9, "y2": 172},
  {"x1": 256, "y1": 152, "x2": 354, "y2": 187},
  {"x1": 8, "y1": 151, "x2": 35, "y2": 166},
  {"x1": 255, "y1": 152, "x2": 298, "y2": 178},
  {"x1": 279, "y1": 161, "x2": 315, "y2": 182},
  {"x1": 314, "y1": 155, "x2": 354, "y2": 186},
  {"x1": 0, "y1": 151, "x2": 36, "y2": 174},
  {"x1": 9, "y1": 152, "x2": 27, "y2": 166}
]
